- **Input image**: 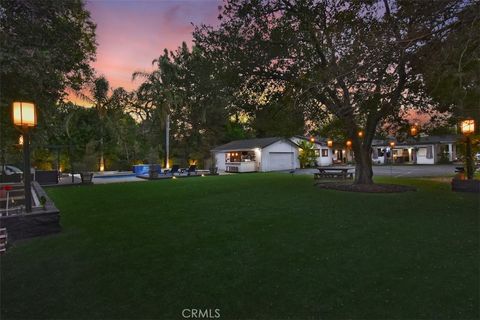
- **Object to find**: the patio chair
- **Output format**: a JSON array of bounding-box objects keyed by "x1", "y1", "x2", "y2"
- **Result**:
[
  {"x1": 164, "y1": 164, "x2": 180, "y2": 176},
  {"x1": 186, "y1": 165, "x2": 197, "y2": 176}
]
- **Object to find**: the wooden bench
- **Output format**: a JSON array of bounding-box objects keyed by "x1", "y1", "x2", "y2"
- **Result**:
[
  {"x1": 314, "y1": 172, "x2": 353, "y2": 180},
  {"x1": 314, "y1": 167, "x2": 354, "y2": 180}
]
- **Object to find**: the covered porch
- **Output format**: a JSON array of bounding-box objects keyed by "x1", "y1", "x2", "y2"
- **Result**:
[{"x1": 220, "y1": 150, "x2": 260, "y2": 173}]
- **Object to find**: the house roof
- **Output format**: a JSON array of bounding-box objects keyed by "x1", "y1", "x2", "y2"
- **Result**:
[
  {"x1": 291, "y1": 135, "x2": 327, "y2": 147},
  {"x1": 372, "y1": 134, "x2": 459, "y2": 146},
  {"x1": 212, "y1": 137, "x2": 293, "y2": 152}
]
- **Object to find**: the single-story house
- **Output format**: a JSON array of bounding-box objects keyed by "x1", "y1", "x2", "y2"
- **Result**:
[
  {"x1": 290, "y1": 136, "x2": 333, "y2": 166},
  {"x1": 372, "y1": 135, "x2": 458, "y2": 165},
  {"x1": 212, "y1": 137, "x2": 301, "y2": 172}
]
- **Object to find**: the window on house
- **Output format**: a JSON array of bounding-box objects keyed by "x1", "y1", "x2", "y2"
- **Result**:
[
  {"x1": 426, "y1": 146, "x2": 433, "y2": 159},
  {"x1": 321, "y1": 149, "x2": 329, "y2": 157},
  {"x1": 314, "y1": 149, "x2": 320, "y2": 157}
]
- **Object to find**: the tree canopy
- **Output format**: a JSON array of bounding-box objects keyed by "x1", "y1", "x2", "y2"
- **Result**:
[
  {"x1": 0, "y1": 0, "x2": 97, "y2": 170},
  {"x1": 193, "y1": 0, "x2": 477, "y2": 184}
]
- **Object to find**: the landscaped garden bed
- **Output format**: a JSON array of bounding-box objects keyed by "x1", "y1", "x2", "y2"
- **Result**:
[
  {"x1": 315, "y1": 182, "x2": 417, "y2": 193},
  {"x1": 0, "y1": 182, "x2": 60, "y2": 242}
]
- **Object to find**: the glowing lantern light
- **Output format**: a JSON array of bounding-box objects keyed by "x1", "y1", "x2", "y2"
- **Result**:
[
  {"x1": 358, "y1": 131, "x2": 364, "y2": 138},
  {"x1": 18, "y1": 135, "x2": 24, "y2": 145},
  {"x1": 461, "y1": 119, "x2": 475, "y2": 135},
  {"x1": 410, "y1": 125, "x2": 418, "y2": 137},
  {"x1": 310, "y1": 137, "x2": 315, "y2": 143},
  {"x1": 12, "y1": 102, "x2": 37, "y2": 127},
  {"x1": 327, "y1": 140, "x2": 333, "y2": 148},
  {"x1": 11, "y1": 101, "x2": 37, "y2": 213},
  {"x1": 460, "y1": 119, "x2": 476, "y2": 180},
  {"x1": 346, "y1": 140, "x2": 352, "y2": 148}
]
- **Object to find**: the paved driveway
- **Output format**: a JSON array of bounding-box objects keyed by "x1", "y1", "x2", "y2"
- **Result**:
[
  {"x1": 372, "y1": 165, "x2": 457, "y2": 177},
  {"x1": 285, "y1": 165, "x2": 458, "y2": 178}
]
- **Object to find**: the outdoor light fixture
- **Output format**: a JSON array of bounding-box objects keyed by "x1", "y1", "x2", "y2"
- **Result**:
[
  {"x1": 346, "y1": 140, "x2": 352, "y2": 148},
  {"x1": 310, "y1": 137, "x2": 315, "y2": 143},
  {"x1": 461, "y1": 119, "x2": 475, "y2": 135},
  {"x1": 12, "y1": 101, "x2": 37, "y2": 213},
  {"x1": 388, "y1": 141, "x2": 396, "y2": 166},
  {"x1": 410, "y1": 124, "x2": 419, "y2": 137},
  {"x1": 12, "y1": 102, "x2": 37, "y2": 127},
  {"x1": 327, "y1": 139, "x2": 333, "y2": 148},
  {"x1": 461, "y1": 119, "x2": 476, "y2": 180},
  {"x1": 358, "y1": 131, "x2": 364, "y2": 138}
]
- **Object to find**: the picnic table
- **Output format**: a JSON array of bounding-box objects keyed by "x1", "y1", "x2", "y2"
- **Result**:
[{"x1": 314, "y1": 166, "x2": 355, "y2": 180}]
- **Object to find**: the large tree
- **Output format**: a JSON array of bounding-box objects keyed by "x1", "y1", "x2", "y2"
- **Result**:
[
  {"x1": 134, "y1": 44, "x2": 235, "y2": 166},
  {"x1": 0, "y1": 0, "x2": 96, "y2": 169},
  {"x1": 194, "y1": 0, "x2": 474, "y2": 184},
  {"x1": 415, "y1": 2, "x2": 480, "y2": 125}
]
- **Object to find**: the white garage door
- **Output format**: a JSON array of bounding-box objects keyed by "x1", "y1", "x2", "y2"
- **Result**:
[{"x1": 269, "y1": 152, "x2": 294, "y2": 171}]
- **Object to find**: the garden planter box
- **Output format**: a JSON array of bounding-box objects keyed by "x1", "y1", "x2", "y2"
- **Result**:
[
  {"x1": 80, "y1": 172, "x2": 94, "y2": 184},
  {"x1": 451, "y1": 178, "x2": 480, "y2": 193},
  {"x1": 0, "y1": 182, "x2": 60, "y2": 242}
]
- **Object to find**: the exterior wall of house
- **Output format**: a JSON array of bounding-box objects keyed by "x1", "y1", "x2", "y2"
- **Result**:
[
  {"x1": 215, "y1": 152, "x2": 227, "y2": 171},
  {"x1": 215, "y1": 151, "x2": 259, "y2": 173},
  {"x1": 214, "y1": 140, "x2": 298, "y2": 173},
  {"x1": 289, "y1": 137, "x2": 333, "y2": 166},
  {"x1": 260, "y1": 140, "x2": 300, "y2": 172},
  {"x1": 416, "y1": 145, "x2": 435, "y2": 164},
  {"x1": 372, "y1": 142, "x2": 457, "y2": 165},
  {"x1": 317, "y1": 148, "x2": 333, "y2": 166}
]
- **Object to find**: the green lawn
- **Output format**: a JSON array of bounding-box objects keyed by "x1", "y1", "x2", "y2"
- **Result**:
[{"x1": 1, "y1": 174, "x2": 478, "y2": 319}]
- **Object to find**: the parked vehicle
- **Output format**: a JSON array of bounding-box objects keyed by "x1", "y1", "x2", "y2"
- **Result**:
[{"x1": 0, "y1": 165, "x2": 22, "y2": 175}]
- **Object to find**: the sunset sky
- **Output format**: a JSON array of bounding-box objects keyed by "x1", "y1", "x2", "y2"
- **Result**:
[{"x1": 70, "y1": 0, "x2": 221, "y2": 105}]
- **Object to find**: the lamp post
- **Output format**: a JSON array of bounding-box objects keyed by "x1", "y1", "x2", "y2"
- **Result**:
[
  {"x1": 410, "y1": 124, "x2": 418, "y2": 164},
  {"x1": 165, "y1": 113, "x2": 170, "y2": 169},
  {"x1": 461, "y1": 119, "x2": 475, "y2": 180},
  {"x1": 389, "y1": 141, "x2": 395, "y2": 176},
  {"x1": 12, "y1": 102, "x2": 37, "y2": 212}
]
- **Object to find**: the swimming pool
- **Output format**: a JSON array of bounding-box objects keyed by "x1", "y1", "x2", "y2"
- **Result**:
[{"x1": 94, "y1": 173, "x2": 137, "y2": 179}]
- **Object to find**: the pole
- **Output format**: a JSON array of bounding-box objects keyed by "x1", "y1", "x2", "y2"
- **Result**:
[
  {"x1": 69, "y1": 142, "x2": 74, "y2": 184},
  {"x1": 165, "y1": 113, "x2": 170, "y2": 169},
  {"x1": 23, "y1": 128, "x2": 32, "y2": 212},
  {"x1": 465, "y1": 135, "x2": 473, "y2": 180},
  {"x1": 390, "y1": 148, "x2": 393, "y2": 177}
]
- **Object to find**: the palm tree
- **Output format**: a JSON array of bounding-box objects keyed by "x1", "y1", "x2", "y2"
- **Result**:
[
  {"x1": 133, "y1": 49, "x2": 182, "y2": 168},
  {"x1": 76, "y1": 76, "x2": 110, "y2": 171}
]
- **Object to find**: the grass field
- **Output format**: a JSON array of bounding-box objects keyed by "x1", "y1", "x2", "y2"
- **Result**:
[{"x1": 1, "y1": 174, "x2": 478, "y2": 319}]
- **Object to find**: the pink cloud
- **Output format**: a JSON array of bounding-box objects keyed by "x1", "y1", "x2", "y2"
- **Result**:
[{"x1": 86, "y1": 0, "x2": 221, "y2": 91}]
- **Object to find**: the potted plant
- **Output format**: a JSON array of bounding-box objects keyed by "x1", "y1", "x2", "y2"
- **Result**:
[
  {"x1": 74, "y1": 141, "x2": 98, "y2": 184},
  {"x1": 39, "y1": 195, "x2": 47, "y2": 210}
]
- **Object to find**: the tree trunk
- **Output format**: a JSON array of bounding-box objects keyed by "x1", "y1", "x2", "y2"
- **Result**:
[{"x1": 354, "y1": 146, "x2": 374, "y2": 185}]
